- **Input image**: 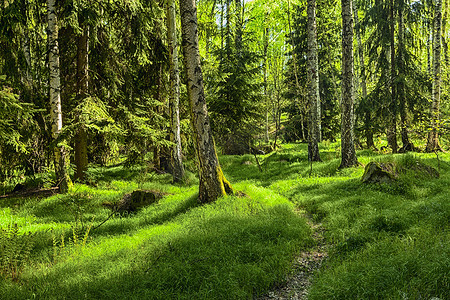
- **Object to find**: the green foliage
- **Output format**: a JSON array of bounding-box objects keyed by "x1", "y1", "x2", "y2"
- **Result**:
[
  {"x1": 284, "y1": 0, "x2": 341, "y2": 142},
  {"x1": 0, "y1": 223, "x2": 35, "y2": 281},
  {"x1": 207, "y1": 1, "x2": 263, "y2": 154},
  {"x1": 0, "y1": 143, "x2": 449, "y2": 299}
]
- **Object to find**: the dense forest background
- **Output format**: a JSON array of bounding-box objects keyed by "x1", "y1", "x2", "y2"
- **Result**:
[
  {"x1": 0, "y1": 0, "x2": 449, "y2": 192},
  {"x1": 1, "y1": 1, "x2": 449, "y2": 299}
]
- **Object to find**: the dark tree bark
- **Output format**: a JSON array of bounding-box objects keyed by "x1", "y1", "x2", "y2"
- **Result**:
[
  {"x1": 340, "y1": 0, "x2": 358, "y2": 168},
  {"x1": 74, "y1": 25, "x2": 89, "y2": 181},
  {"x1": 307, "y1": 0, "x2": 321, "y2": 162},
  {"x1": 179, "y1": 0, "x2": 233, "y2": 203},
  {"x1": 387, "y1": 0, "x2": 398, "y2": 153}
]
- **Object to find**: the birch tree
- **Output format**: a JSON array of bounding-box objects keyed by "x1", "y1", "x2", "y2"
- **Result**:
[
  {"x1": 340, "y1": 0, "x2": 358, "y2": 168},
  {"x1": 307, "y1": 0, "x2": 321, "y2": 161},
  {"x1": 426, "y1": 0, "x2": 443, "y2": 152},
  {"x1": 48, "y1": 0, "x2": 71, "y2": 192},
  {"x1": 167, "y1": 0, "x2": 185, "y2": 182},
  {"x1": 179, "y1": 0, "x2": 233, "y2": 203}
]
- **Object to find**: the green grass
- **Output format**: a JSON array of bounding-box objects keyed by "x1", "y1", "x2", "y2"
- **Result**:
[{"x1": 1, "y1": 143, "x2": 449, "y2": 299}]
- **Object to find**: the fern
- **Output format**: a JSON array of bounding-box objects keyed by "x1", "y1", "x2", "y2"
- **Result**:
[{"x1": 0, "y1": 223, "x2": 35, "y2": 281}]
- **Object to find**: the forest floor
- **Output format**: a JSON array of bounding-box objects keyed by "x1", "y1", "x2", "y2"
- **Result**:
[
  {"x1": 1, "y1": 142, "x2": 449, "y2": 299},
  {"x1": 257, "y1": 215, "x2": 328, "y2": 300}
]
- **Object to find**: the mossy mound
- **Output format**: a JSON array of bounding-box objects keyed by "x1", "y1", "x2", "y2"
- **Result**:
[
  {"x1": 103, "y1": 189, "x2": 169, "y2": 214},
  {"x1": 362, "y1": 160, "x2": 439, "y2": 184},
  {"x1": 361, "y1": 162, "x2": 398, "y2": 183}
]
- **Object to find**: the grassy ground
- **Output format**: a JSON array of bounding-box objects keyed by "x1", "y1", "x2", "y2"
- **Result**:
[{"x1": 0, "y1": 142, "x2": 449, "y2": 299}]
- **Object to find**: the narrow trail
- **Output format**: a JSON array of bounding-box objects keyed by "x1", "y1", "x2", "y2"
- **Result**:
[{"x1": 257, "y1": 213, "x2": 329, "y2": 300}]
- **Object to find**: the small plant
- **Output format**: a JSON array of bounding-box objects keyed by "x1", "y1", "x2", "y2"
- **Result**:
[
  {"x1": 51, "y1": 218, "x2": 94, "y2": 262},
  {"x1": 0, "y1": 223, "x2": 35, "y2": 281}
]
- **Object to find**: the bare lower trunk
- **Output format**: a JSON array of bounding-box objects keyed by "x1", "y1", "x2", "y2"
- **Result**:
[
  {"x1": 354, "y1": 3, "x2": 374, "y2": 149},
  {"x1": 180, "y1": 0, "x2": 233, "y2": 203},
  {"x1": 444, "y1": 0, "x2": 449, "y2": 66},
  {"x1": 48, "y1": 0, "x2": 70, "y2": 192},
  {"x1": 307, "y1": 0, "x2": 321, "y2": 162},
  {"x1": 263, "y1": 24, "x2": 269, "y2": 143},
  {"x1": 397, "y1": 9, "x2": 413, "y2": 151},
  {"x1": 339, "y1": 0, "x2": 358, "y2": 168},
  {"x1": 426, "y1": 0, "x2": 443, "y2": 152},
  {"x1": 75, "y1": 25, "x2": 89, "y2": 181},
  {"x1": 167, "y1": 0, "x2": 185, "y2": 182},
  {"x1": 388, "y1": 0, "x2": 398, "y2": 153}
]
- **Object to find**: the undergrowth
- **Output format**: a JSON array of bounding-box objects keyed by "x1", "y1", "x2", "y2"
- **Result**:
[{"x1": 0, "y1": 143, "x2": 448, "y2": 299}]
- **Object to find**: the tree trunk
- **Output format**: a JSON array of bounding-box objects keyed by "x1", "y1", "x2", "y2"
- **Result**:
[
  {"x1": 340, "y1": 0, "x2": 358, "y2": 168},
  {"x1": 307, "y1": 0, "x2": 321, "y2": 162},
  {"x1": 180, "y1": 0, "x2": 233, "y2": 203},
  {"x1": 444, "y1": 0, "x2": 449, "y2": 66},
  {"x1": 426, "y1": 0, "x2": 443, "y2": 152},
  {"x1": 397, "y1": 8, "x2": 413, "y2": 152},
  {"x1": 75, "y1": 25, "x2": 89, "y2": 181},
  {"x1": 48, "y1": 0, "x2": 71, "y2": 192},
  {"x1": 354, "y1": 3, "x2": 374, "y2": 149},
  {"x1": 387, "y1": 0, "x2": 398, "y2": 153},
  {"x1": 263, "y1": 23, "x2": 269, "y2": 143},
  {"x1": 167, "y1": 0, "x2": 185, "y2": 182}
]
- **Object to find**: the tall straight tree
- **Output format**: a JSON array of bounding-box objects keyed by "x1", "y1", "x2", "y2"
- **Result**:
[
  {"x1": 48, "y1": 0, "x2": 71, "y2": 192},
  {"x1": 179, "y1": 0, "x2": 233, "y2": 203},
  {"x1": 74, "y1": 23, "x2": 89, "y2": 181},
  {"x1": 354, "y1": 2, "x2": 375, "y2": 149},
  {"x1": 426, "y1": 0, "x2": 443, "y2": 152},
  {"x1": 307, "y1": 0, "x2": 321, "y2": 161},
  {"x1": 167, "y1": 0, "x2": 185, "y2": 182},
  {"x1": 340, "y1": 0, "x2": 358, "y2": 168},
  {"x1": 388, "y1": 0, "x2": 398, "y2": 153}
]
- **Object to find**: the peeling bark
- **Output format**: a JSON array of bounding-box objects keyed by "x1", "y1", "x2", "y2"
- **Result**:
[
  {"x1": 307, "y1": 0, "x2": 321, "y2": 162},
  {"x1": 180, "y1": 0, "x2": 233, "y2": 203},
  {"x1": 339, "y1": 0, "x2": 358, "y2": 168},
  {"x1": 167, "y1": 0, "x2": 185, "y2": 182},
  {"x1": 48, "y1": 0, "x2": 71, "y2": 192}
]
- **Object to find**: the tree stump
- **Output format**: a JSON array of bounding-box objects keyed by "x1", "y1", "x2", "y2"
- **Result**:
[
  {"x1": 361, "y1": 162, "x2": 398, "y2": 183},
  {"x1": 103, "y1": 190, "x2": 168, "y2": 214}
]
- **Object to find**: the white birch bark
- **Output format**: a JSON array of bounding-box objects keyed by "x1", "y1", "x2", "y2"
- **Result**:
[
  {"x1": 307, "y1": 0, "x2": 321, "y2": 161},
  {"x1": 180, "y1": 0, "x2": 233, "y2": 203},
  {"x1": 167, "y1": 0, "x2": 185, "y2": 182},
  {"x1": 48, "y1": 0, "x2": 70, "y2": 192}
]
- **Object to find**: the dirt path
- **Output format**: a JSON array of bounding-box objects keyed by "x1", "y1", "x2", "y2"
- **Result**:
[{"x1": 257, "y1": 216, "x2": 329, "y2": 300}]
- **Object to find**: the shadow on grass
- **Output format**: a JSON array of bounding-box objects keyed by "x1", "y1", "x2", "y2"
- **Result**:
[{"x1": 2, "y1": 202, "x2": 313, "y2": 300}]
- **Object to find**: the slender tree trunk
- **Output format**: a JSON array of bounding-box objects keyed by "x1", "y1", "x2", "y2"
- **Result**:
[
  {"x1": 426, "y1": 0, "x2": 443, "y2": 152},
  {"x1": 180, "y1": 0, "x2": 233, "y2": 203},
  {"x1": 340, "y1": 0, "x2": 358, "y2": 168},
  {"x1": 167, "y1": 0, "x2": 185, "y2": 182},
  {"x1": 387, "y1": 0, "x2": 398, "y2": 153},
  {"x1": 354, "y1": 3, "x2": 374, "y2": 149},
  {"x1": 397, "y1": 8, "x2": 413, "y2": 151},
  {"x1": 444, "y1": 0, "x2": 449, "y2": 66},
  {"x1": 48, "y1": 0, "x2": 71, "y2": 192},
  {"x1": 307, "y1": 0, "x2": 321, "y2": 161},
  {"x1": 75, "y1": 25, "x2": 89, "y2": 181},
  {"x1": 263, "y1": 23, "x2": 269, "y2": 143}
]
